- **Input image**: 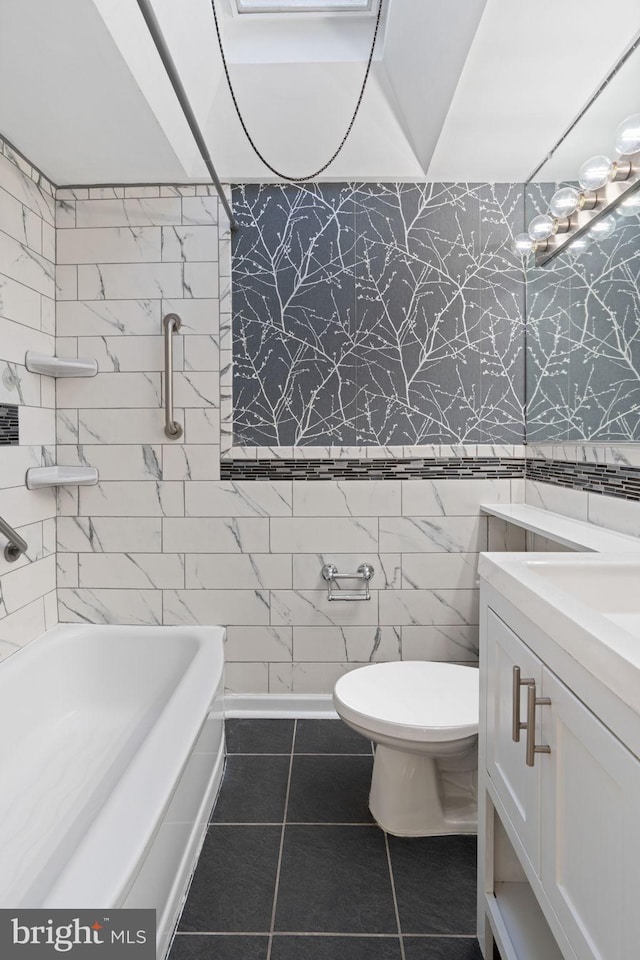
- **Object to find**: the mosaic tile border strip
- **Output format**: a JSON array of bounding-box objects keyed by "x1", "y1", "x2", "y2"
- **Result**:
[
  {"x1": 527, "y1": 458, "x2": 640, "y2": 502},
  {"x1": 0, "y1": 405, "x2": 18, "y2": 446},
  {"x1": 221, "y1": 457, "x2": 526, "y2": 481}
]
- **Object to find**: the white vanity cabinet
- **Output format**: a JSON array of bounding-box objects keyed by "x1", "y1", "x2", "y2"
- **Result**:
[{"x1": 480, "y1": 604, "x2": 640, "y2": 960}]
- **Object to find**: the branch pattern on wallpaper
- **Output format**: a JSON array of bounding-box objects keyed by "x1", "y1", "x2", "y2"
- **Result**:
[
  {"x1": 526, "y1": 182, "x2": 640, "y2": 441},
  {"x1": 232, "y1": 183, "x2": 525, "y2": 447}
]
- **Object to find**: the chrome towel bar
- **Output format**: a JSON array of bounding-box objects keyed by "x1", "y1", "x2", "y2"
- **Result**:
[
  {"x1": 0, "y1": 514, "x2": 28, "y2": 562},
  {"x1": 163, "y1": 313, "x2": 183, "y2": 439},
  {"x1": 321, "y1": 563, "x2": 375, "y2": 601}
]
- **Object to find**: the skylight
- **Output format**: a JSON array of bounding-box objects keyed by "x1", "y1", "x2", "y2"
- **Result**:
[{"x1": 236, "y1": 0, "x2": 373, "y2": 13}]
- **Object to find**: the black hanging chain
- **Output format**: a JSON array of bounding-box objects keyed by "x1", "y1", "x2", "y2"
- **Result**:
[{"x1": 211, "y1": 0, "x2": 384, "y2": 182}]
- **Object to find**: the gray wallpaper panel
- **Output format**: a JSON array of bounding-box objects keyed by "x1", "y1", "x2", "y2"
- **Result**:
[
  {"x1": 232, "y1": 183, "x2": 525, "y2": 447},
  {"x1": 526, "y1": 182, "x2": 640, "y2": 441}
]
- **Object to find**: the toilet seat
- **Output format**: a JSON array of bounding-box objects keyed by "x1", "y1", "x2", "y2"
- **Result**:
[{"x1": 334, "y1": 661, "x2": 479, "y2": 743}]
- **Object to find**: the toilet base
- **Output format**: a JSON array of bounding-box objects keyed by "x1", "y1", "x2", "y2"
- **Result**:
[{"x1": 369, "y1": 744, "x2": 477, "y2": 837}]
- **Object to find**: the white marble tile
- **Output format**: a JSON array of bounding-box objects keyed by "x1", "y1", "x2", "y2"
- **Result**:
[
  {"x1": 57, "y1": 299, "x2": 160, "y2": 337},
  {"x1": 270, "y1": 590, "x2": 379, "y2": 626},
  {"x1": 19, "y1": 407, "x2": 56, "y2": 445},
  {"x1": 292, "y1": 480, "x2": 401, "y2": 517},
  {"x1": 225, "y1": 626, "x2": 292, "y2": 662},
  {"x1": 57, "y1": 516, "x2": 162, "y2": 553},
  {"x1": 185, "y1": 481, "x2": 292, "y2": 517},
  {"x1": 225, "y1": 662, "x2": 269, "y2": 694},
  {"x1": 57, "y1": 188, "x2": 88, "y2": 201},
  {"x1": 124, "y1": 186, "x2": 159, "y2": 199},
  {"x1": 56, "y1": 198, "x2": 76, "y2": 229},
  {"x1": 161, "y1": 186, "x2": 196, "y2": 198},
  {"x1": 587, "y1": 493, "x2": 640, "y2": 539},
  {"x1": 270, "y1": 517, "x2": 378, "y2": 554},
  {"x1": 183, "y1": 262, "x2": 219, "y2": 298},
  {"x1": 1, "y1": 556, "x2": 56, "y2": 615},
  {"x1": 510, "y1": 478, "x2": 526, "y2": 503},
  {"x1": 162, "y1": 517, "x2": 269, "y2": 553},
  {"x1": 0, "y1": 272, "x2": 42, "y2": 329},
  {"x1": 365, "y1": 446, "x2": 405, "y2": 459},
  {"x1": 379, "y1": 516, "x2": 487, "y2": 553},
  {"x1": 56, "y1": 486, "x2": 78, "y2": 517},
  {"x1": 0, "y1": 152, "x2": 54, "y2": 223},
  {"x1": 292, "y1": 553, "x2": 401, "y2": 590},
  {"x1": 0, "y1": 186, "x2": 41, "y2": 251},
  {"x1": 0, "y1": 598, "x2": 46, "y2": 647},
  {"x1": 57, "y1": 372, "x2": 161, "y2": 409},
  {"x1": 172, "y1": 372, "x2": 219, "y2": 408},
  {"x1": 57, "y1": 554, "x2": 79, "y2": 589},
  {"x1": 292, "y1": 625, "x2": 402, "y2": 663},
  {"x1": 181, "y1": 196, "x2": 218, "y2": 225},
  {"x1": 163, "y1": 589, "x2": 270, "y2": 625},
  {"x1": 75, "y1": 198, "x2": 181, "y2": 229},
  {"x1": 55, "y1": 264, "x2": 77, "y2": 300},
  {"x1": 57, "y1": 444, "x2": 162, "y2": 481},
  {"x1": 76, "y1": 335, "x2": 181, "y2": 373},
  {"x1": 78, "y1": 408, "x2": 181, "y2": 444},
  {"x1": 487, "y1": 517, "x2": 526, "y2": 551},
  {"x1": 57, "y1": 227, "x2": 161, "y2": 264},
  {"x1": 78, "y1": 553, "x2": 185, "y2": 589},
  {"x1": 401, "y1": 625, "x2": 479, "y2": 661},
  {"x1": 79, "y1": 481, "x2": 184, "y2": 517},
  {"x1": 92, "y1": 187, "x2": 126, "y2": 199},
  {"x1": 0, "y1": 446, "x2": 45, "y2": 489},
  {"x1": 379, "y1": 589, "x2": 479, "y2": 626},
  {"x1": 161, "y1": 225, "x2": 218, "y2": 262},
  {"x1": 44, "y1": 589, "x2": 57, "y2": 628},
  {"x1": 78, "y1": 263, "x2": 184, "y2": 300},
  {"x1": 185, "y1": 554, "x2": 292, "y2": 589},
  {"x1": 0, "y1": 229, "x2": 55, "y2": 297},
  {"x1": 401, "y1": 553, "x2": 479, "y2": 589},
  {"x1": 0, "y1": 484, "x2": 55, "y2": 527},
  {"x1": 184, "y1": 407, "x2": 220, "y2": 444},
  {"x1": 284, "y1": 662, "x2": 359, "y2": 695},
  {"x1": 0, "y1": 362, "x2": 40, "y2": 407},
  {"x1": 183, "y1": 335, "x2": 220, "y2": 372},
  {"x1": 58, "y1": 588, "x2": 162, "y2": 625},
  {"x1": 162, "y1": 444, "x2": 220, "y2": 481},
  {"x1": 56, "y1": 409, "x2": 79, "y2": 444},
  {"x1": 524, "y1": 480, "x2": 589, "y2": 521},
  {"x1": 161, "y1": 298, "x2": 219, "y2": 335},
  {"x1": 401, "y1": 479, "x2": 511, "y2": 516},
  {"x1": 41, "y1": 295, "x2": 55, "y2": 335}
]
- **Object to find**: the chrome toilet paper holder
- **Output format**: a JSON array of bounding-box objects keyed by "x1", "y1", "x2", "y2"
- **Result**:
[{"x1": 321, "y1": 563, "x2": 375, "y2": 601}]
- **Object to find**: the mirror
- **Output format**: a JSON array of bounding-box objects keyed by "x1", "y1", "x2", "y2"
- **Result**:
[{"x1": 525, "y1": 44, "x2": 640, "y2": 443}]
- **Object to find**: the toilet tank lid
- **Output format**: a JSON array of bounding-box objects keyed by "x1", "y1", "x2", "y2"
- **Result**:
[{"x1": 333, "y1": 661, "x2": 479, "y2": 739}]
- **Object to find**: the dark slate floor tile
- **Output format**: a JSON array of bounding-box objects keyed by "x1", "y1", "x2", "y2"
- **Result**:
[
  {"x1": 179, "y1": 826, "x2": 281, "y2": 933},
  {"x1": 286, "y1": 755, "x2": 374, "y2": 823},
  {"x1": 388, "y1": 836, "x2": 477, "y2": 935},
  {"x1": 275, "y1": 825, "x2": 397, "y2": 934},
  {"x1": 403, "y1": 937, "x2": 483, "y2": 960},
  {"x1": 225, "y1": 719, "x2": 294, "y2": 754},
  {"x1": 212, "y1": 755, "x2": 290, "y2": 823},
  {"x1": 294, "y1": 719, "x2": 372, "y2": 755},
  {"x1": 271, "y1": 935, "x2": 402, "y2": 960},
  {"x1": 169, "y1": 934, "x2": 269, "y2": 960}
]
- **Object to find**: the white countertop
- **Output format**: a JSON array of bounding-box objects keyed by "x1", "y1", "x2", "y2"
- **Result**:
[{"x1": 480, "y1": 503, "x2": 640, "y2": 553}]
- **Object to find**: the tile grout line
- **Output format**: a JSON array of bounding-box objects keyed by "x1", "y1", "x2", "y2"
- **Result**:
[
  {"x1": 384, "y1": 831, "x2": 406, "y2": 960},
  {"x1": 266, "y1": 718, "x2": 297, "y2": 960}
]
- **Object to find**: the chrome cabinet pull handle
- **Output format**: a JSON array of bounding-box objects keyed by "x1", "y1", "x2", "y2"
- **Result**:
[
  {"x1": 525, "y1": 681, "x2": 551, "y2": 767},
  {"x1": 512, "y1": 666, "x2": 532, "y2": 742},
  {"x1": 163, "y1": 313, "x2": 183, "y2": 439}
]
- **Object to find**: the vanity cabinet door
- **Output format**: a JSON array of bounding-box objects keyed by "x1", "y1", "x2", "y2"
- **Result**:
[
  {"x1": 486, "y1": 609, "x2": 543, "y2": 874},
  {"x1": 540, "y1": 668, "x2": 640, "y2": 960}
]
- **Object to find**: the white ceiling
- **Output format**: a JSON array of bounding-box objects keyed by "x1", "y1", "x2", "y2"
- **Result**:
[{"x1": 1, "y1": 0, "x2": 639, "y2": 185}]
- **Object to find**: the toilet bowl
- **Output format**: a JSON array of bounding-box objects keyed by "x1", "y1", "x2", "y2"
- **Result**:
[{"x1": 333, "y1": 661, "x2": 479, "y2": 837}]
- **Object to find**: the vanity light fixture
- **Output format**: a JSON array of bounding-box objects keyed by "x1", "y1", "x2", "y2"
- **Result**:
[{"x1": 516, "y1": 112, "x2": 640, "y2": 265}]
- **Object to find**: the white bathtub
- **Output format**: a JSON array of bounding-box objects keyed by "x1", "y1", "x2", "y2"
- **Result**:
[{"x1": 0, "y1": 623, "x2": 225, "y2": 959}]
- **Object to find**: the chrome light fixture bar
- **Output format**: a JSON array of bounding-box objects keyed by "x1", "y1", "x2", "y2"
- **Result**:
[
  {"x1": 514, "y1": 112, "x2": 640, "y2": 266},
  {"x1": 236, "y1": 0, "x2": 373, "y2": 11}
]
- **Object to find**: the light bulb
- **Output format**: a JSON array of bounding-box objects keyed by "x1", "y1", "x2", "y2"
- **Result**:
[
  {"x1": 549, "y1": 187, "x2": 580, "y2": 218},
  {"x1": 617, "y1": 190, "x2": 640, "y2": 218},
  {"x1": 588, "y1": 215, "x2": 616, "y2": 240},
  {"x1": 567, "y1": 237, "x2": 590, "y2": 259},
  {"x1": 614, "y1": 113, "x2": 640, "y2": 156},
  {"x1": 578, "y1": 155, "x2": 614, "y2": 191},
  {"x1": 528, "y1": 215, "x2": 555, "y2": 242},
  {"x1": 511, "y1": 233, "x2": 536, "y2": 257}
]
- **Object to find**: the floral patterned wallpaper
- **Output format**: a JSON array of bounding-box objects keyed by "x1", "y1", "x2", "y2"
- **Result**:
[{"x1": 232, "y1": 182, "x2": 525, "y2": 447}]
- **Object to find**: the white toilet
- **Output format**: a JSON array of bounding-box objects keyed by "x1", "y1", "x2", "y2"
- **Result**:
[{"x1": 333, "y1": 660, "x2": 479, "y2": 837}]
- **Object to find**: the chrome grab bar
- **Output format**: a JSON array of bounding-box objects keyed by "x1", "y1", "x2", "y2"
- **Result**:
[
  {"x1": 321, "y1": 563, "x2": 374, "y2": 601},
  {"x1": 163, "y1": 313, "x2": 183, "y2": 439},
  {"x1": 0, "y1": 514, "x2": 28, "y2": 563}
]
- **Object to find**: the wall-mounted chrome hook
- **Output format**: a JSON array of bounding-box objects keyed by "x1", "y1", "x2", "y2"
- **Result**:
[{"x1": 321, "y1": 563, "x2": 375, "y2": 601}]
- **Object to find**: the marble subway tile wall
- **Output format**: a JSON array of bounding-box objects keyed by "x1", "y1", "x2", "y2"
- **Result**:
[
  {"x1": 0, "y1": 139, "x2": 57, "y2": 661},
  {"x1": 55, "y1": 182, "x2": 523, "y2": 694}
]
